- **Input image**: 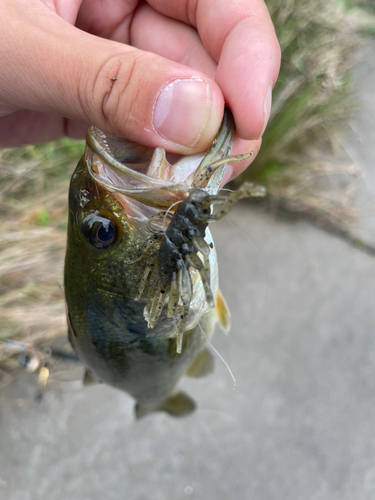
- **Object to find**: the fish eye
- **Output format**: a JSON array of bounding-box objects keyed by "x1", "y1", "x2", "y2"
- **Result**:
[{"x1": 90, "y1": 219, "x2": 117, "y2": 249}]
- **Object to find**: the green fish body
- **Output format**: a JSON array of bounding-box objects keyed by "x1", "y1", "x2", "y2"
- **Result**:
[{"x1": 64, "y1": 110, "x2": 265, "y2": 418}]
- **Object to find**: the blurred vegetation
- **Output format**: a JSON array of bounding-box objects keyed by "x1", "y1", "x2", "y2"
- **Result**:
[
  {"x1": 0, "y1": 140, "x2": 82, "y2": 364},
  {"x1": 253, "y1": 0, "x2": 355, "y2": 178},
  {"x1": 237, "y1": 0, "x2": 375, "y2": 231},
  {"x1": 1, "y1": 0, "x2": 375, "y2": 363},
  {"x1": 351, "y1": 0, "x2": 375, "y2": 13}
]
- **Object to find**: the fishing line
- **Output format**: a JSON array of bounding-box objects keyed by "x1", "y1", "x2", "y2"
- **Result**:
[
  {"x1": 178, "y1": 257, "x2": 237, "y2": 390},
  {"x1": 168, "y1": 162, "x2": 184, "y2": 184},
  {"x1": 163, "y1": 200, "x2": 183, "y2": 232},
  {"x1": 155, "y1": 185, "x2": 246, "y2": 389},
  {"x1": 196, "y1": 313, "x2": 237, "y2": 390},
  {"x1": 162, "y1": 187, "x2": 235, "y2": 232},
  {"x1": 162, "y1": 186, "x2": 234, "y2": 231}
]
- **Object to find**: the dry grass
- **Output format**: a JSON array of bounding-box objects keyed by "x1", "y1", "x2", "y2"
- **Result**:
[{"x1": 0, "y1": 141, "x2": 82, "y2": 362}]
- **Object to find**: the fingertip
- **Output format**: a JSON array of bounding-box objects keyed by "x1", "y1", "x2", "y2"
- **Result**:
[{"x1": 215, "y1": 17, "x2": 281, "y2": 141}]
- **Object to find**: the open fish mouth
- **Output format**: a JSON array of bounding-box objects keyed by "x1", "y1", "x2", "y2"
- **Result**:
[
  {"x1": 84, "y1": 109, "x2": 253, "y2": 210},
  {"x1": 79, "y1": 109, "x2": 263, "y2": 351}
]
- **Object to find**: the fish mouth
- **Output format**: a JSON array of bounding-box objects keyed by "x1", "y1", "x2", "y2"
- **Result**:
[{"x1": 84, "y1": 109, "x2": 253, "y2": 210}]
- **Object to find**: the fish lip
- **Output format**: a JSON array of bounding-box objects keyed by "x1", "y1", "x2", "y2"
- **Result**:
[
  {"x1": 86, "y1": 128, "x2": 174, "y2": 189},
  {"x1": 85, "y1": 128, "x2": 190, "y2": 210},
  {"x1": 85, "y1": 109, "x2": 238, "y2": 208},
  {"x1": 86, "y1": 108, "x2": 235, "y2": 186}
]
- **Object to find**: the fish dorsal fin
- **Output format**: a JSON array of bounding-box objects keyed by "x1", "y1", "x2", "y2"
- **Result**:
[
  {"x1": 186, "y1": 348, "x2": 214, "y2": 378},
  {"x1": 216, "y1": 289, "x2": 231, "y2": 334}
]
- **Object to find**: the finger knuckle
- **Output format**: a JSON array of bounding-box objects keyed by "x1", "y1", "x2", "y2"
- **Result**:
[{"x1": 86, "y1": 52, "x2": 144, "y2": 133}]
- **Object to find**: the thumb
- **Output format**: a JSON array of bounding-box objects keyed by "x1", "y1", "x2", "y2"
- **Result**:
[{"x1": 1, "y1": 4, "x2": 224, "y2": 153}]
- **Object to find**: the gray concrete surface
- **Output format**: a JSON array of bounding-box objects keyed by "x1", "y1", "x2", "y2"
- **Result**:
[{"x1": 1, "y1": 40, "x2": 375, "y2": 500}]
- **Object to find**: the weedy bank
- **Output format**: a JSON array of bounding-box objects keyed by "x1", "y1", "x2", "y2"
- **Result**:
[{"x1": 0, "y1": 0, "x2": 374, "y2": 365}]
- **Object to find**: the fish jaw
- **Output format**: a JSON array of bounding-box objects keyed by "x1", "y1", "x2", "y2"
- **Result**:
[{"x1": 85, "y1": 108, "x2": 252, "y2": 209}]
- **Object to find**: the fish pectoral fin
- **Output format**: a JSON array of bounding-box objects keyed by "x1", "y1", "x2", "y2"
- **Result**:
[
  {"x1": 186, "y1": 348, "x2": 214, "y2": 378},
  {"x1": 216, "y1": 289, "x2": 231, "y2": 335},
  {"x1": 135, "y1": 391, "x2": 196, "y2": 419},
  {"x1": 83, "y1": 369, "x2": 99, "y2": 386},
  {"x1": 162, "y1": 391, "x2": 196, "y2": 417}
]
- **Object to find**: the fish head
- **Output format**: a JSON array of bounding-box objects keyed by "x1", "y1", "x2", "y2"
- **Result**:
[{"x1": 67, "y1": 155, "x2": 159, "y2": 299}]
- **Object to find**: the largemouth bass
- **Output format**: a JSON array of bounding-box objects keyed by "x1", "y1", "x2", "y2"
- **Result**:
[{"x1": 64, "y1": 110, "x2": 265, "y2": 418}]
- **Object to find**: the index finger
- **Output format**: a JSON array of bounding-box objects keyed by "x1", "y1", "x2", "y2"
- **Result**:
[{"x1": 148, "y1": 0, "x2": 281, "y2": 140}]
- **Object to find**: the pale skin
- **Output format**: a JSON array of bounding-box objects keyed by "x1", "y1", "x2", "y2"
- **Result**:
[{"x1": 0, "y1": 0, "x2": 281, "y2": 183}]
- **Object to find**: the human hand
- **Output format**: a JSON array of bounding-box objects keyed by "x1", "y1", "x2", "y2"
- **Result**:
[{"x1": 0, "y1": 0, "x2": 280, "y2": 181}]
